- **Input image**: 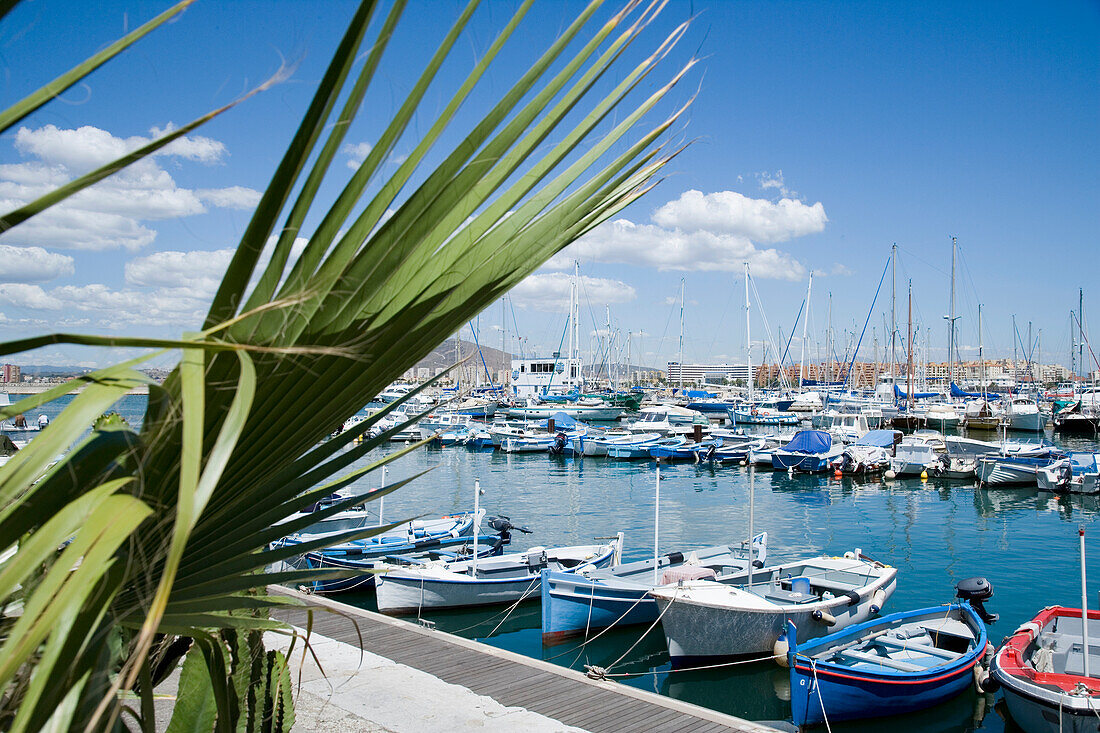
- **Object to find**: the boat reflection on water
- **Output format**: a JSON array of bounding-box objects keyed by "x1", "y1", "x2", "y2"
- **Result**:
[{"x1": 972, "y1": 486, "x2": 1100, "y2": 519}]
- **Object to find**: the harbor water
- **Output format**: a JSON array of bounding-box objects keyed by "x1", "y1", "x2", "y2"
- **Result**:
[{"x1": 23, "y1": 394, "x2": 1100, "y2": 731}]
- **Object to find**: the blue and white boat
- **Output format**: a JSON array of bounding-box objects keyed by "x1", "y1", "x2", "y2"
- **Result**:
[
  {"x1": 771, "y1": 430, "x2": 843, "y2": 472},
  {"x1": 296, "y1": 532, "x2": 513, "y2": 594},
  {"x1": 647, "y1": 436, "x2": 693, "y2": 460},
  {"x1": 607, "y1": 434, "x2": 662, "y2": 459},
  {"x1": 541, "y1": 534, "x2": 766, "y2": 643},
  {"x1": 730, "y1": 402, "x2": 800, "y2": 426},
  {"x1": 786, "y1": 601, "x2": 989, "y2": 726}
]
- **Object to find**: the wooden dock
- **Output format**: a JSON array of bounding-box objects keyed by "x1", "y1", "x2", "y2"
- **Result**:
[{"x1": 270, "y1": 587, "x2": 782, "y2": 733}]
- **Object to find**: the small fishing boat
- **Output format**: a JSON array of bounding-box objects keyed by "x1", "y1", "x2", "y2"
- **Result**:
[
  {"x1": 500, "y1": 433, "x2": 558, "y2": 453},
  {"x1": 993, "y1": 605, "x2": 1100, "y2": 733},
  {"x1": 977, "y1": 453, "x2": 1062, "y2": 487},
  {"x1": 833, "y1": 430, "x2": 898, "y2": 475},
  {"x1": 730, "y1": 403, "x2": 800, "y2": 426},
  {"x1": 933, "y1": 454, "x2": 979, "y2": 480},
  {"x1": 575, "y1": 430, "x2": 653, "y2": 457},
  {"x1": 607, "y1": 434, "x2": 662, "y2": 459},
  {"x1": 786, "y1": 585, "x2": 994, "y2": 726},
  {"x1": 630, "y1": 405, "x2": 709, "y2": 435},
  {"x1": 647, "y1": 436, "x2": 696, "y2": 460},
  {"x1": 888, "y1": 435, "x2": 942, "y2": 477},
  {"x1": 771, "y1": 430, "x2": 843, "y2": 473},
  {"x1": 277, "y1": 506, "x2": 482, "y2": 546},
  {"x1": 1036, "y1": 453, "x2": 1100, "y2": 495},
  {"x1": 296, "y1": 530, "x2": 515, "y2": 594},
  {"x1": 693, "y1": 435, "x2": 763, "y2": 464},
  {"x1": 374, "y1": 534, "x2": 623, "y2": 614},
  {"x1": 650, "y1": 552, "x2": 898, "y2": 665},
  {"x1": 506, "y1": 401, "x2": 623, "y2": 421},
  {"x1": 541, "y1": 535, "x2": 767, "y2": 643}
]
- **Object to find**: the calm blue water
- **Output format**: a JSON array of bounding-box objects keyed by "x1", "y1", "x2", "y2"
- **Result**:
[{"x1": 19, "y1": 394, "x2": 1100, "y2": 731}]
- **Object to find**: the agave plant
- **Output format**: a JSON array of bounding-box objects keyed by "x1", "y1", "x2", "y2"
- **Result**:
[{"x1": 0, "y1": 0, "x2": 693, "y2": 730}]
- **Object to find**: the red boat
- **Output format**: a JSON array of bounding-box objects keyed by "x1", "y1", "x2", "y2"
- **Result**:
[{"x1": 991, "y1": 606, "x2": 1100, "y2": 732}]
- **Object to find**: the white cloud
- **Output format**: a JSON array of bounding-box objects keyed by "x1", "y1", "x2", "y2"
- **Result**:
[
  {"x1": 0, "y1": 283, "x2": 63, "y2": 309},
  {"x1": 196, "y1": 186, "x2": 261, "y2": 209},
  {"x1": 0, "y1": 245, "x2": 74, "y2": 282},
  {"x1": 125, "y1": 248, "x2": 235, "y2": 298},
  {"x1": 511, "y1": 273, "x2": 635, "y2": 312},
  {"x1": 544, "y1": 189, "x2": 825, "y2": 281},
  {"x1": 756, "y1": 170, "x2": 796, "y2": 198},
  {"x1": 651, "y1": 189, "x2": 826, "y2": 243},
  {"x1": 0, "y1": 125, "x2": 248, "y2": 251},
  {"x1": 563, "y1": 219, "x2": 807, "y2": 280},
  {"x1": 342, "y1": 141, "x2": 372, "y2": 170}
]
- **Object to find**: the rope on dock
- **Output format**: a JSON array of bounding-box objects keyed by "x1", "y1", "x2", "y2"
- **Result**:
[{"x1": 587, "y1": 652, "x2": 780, "y2": 679}]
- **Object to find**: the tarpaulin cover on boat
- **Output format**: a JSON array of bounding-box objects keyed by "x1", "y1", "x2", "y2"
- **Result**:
[
  {"x1": 855, "y1": 430, "x2": 898, "y2": 448},
  {"x1": 534, "y1": 411, "x2": 582, "y2": 429},
  {"x1": 681, "y1": 389, "x2": 715, "y2": 398},
  {"x1": 950, "y1": 382, "x2": 1000, "y2": 400},
  {"x1": 781, "y1": 430, "x2": 832, "y2": 453},
  {"x1": 894, "y1": 384, "x2": 939, "y2": 400}
]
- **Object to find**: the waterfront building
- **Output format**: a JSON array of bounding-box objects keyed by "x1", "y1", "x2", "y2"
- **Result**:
[{"x1": 666, "y1": 362, "x2": 750, "y2": 385}]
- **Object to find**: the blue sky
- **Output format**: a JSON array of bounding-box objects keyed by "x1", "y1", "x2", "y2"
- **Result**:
[{"x1": 0, "y1": 0, "x2": 1096, "y2": 372}]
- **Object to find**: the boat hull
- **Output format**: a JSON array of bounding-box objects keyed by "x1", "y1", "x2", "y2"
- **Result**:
[
  {"x1": 653, "y1": 570, "x2": 897, "y2": 665},
  {"x1": 789, "y1": 604, "x2": 984, "y2": 725},
  {"x1": 977, "y1": 460, "x2": 1041, "y2": 486}
]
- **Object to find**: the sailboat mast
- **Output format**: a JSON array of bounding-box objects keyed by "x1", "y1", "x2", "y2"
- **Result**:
[
  {"x1": 907, "y1": 279, "x2": 914, "y2": 409},
  {"x1": 1012, "y1": 314, "x2": 1018, "y2": 389},
  {"x1": 800, "y1": 271, "x2": 812, "y2": 389},
  {"x1": 745, "y1": 263, "x2": 753, "y2": 403},
  {"x1": 891, "y1": 244, "x2": 897, "y2": 381},
  {"x1": 502, "y1": 297, "x2": 507, "y2": 391},
  {"x1": 678, "y1": 278, "x2": 685, "y2": 390},
  {"x1": 979, "y1": 304, "x2": 985, "y2": 399},
  {"x1": 826, "y1": 292, "x2": 833, "y2": 384},
  {"x1": 948, "y1": 236, "x2": 957, "y2": 389},
  {"x1": 1081, "y1": 288, "x2": 1085, "y2": 380}
]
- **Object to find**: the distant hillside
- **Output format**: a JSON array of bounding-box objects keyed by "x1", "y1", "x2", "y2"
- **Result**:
[{"x1": 414, "y1": 339, "x2": 513, "y2": 372}]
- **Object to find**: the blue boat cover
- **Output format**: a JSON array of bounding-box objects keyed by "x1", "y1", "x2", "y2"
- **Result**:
[
  {"x1": 950, "y1": 382, "x2": 1000, "y2": 400},
  {"x1": 781, "y1": 430, "x2": 832, "y2": 453},
  {"x1": 855, "y1": 430, "x2": 897, "y2": 448},
  {"x1": 534, "y1": 411, "x2": 582, "y2": 429},
  {"x1": 894, "y1": 384, "x2": 939, "y2": 400},
  {"x1": 682, "y1": 389, "x2": 716, "y2": 398}
]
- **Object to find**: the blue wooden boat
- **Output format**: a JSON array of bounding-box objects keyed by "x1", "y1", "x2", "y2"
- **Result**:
[
  {"x1": 647, "y1": 436, "x2": 692, "y2": 460},
  {"x1": 540, "y1": 534, "x2": 766, "y2": 643},
  {"x1": 786, "y1": 601, "x2": 989, "y2": 726},
  {"x1": 771, "y1": 430, "x2": 843, "y2": 472},
  {"x1": 607, "y1": 434, "x2": 661, "y2": 459},
  {"x1": 296, "y1": 533, "x2": 511, "y2": 594}
]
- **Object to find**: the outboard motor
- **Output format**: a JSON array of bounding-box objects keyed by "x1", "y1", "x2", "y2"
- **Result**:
[
  {"x1": 703, "y1": 444, "x2": 717, "y2": 462},
  {"x1": 485, "y1": 515, "x2": 532, "y2": 546},
  {"x1": 956, "y1": 577, "x2": 998, "y2": 623},
  {"x1": 549, "y1": 432, "x2": 568, "y2": 455}
]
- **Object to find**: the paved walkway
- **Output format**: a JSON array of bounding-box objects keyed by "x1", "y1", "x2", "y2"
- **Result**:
[{"x1": 271, "y1": 586, "x2": 783, "y2": 733}]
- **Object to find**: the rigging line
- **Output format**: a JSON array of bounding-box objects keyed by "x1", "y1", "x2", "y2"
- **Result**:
[
  {"x1": 468, "y1": 320, "x2": 495, "y2": 386},
  {"x1": 897, "y1": 244, "x2": 950, "y2": 277},
  {"x1": 842, "y1": 257, "x2": 891, "y2": 390},
  {"x1": 779, "y1": 297, "x2": 806, "y2": 368},
  {"x1": 748, "y1": 274, "x2": 790, "y2": 391}
]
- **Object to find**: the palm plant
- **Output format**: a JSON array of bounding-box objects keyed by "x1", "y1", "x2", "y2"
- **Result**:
[{"x1": 0, "y1": 0, "x2": 694, "y2": 730}]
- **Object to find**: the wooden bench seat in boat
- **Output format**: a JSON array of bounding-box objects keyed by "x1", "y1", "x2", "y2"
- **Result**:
[
  {"x1": 836, "y1": 648, "x2": 929, "y2": 672},
  {"x1": 874, "y1": 637, "x2": 958, "y2": 660}
]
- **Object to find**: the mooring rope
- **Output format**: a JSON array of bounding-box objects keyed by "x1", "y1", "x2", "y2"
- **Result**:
[{"x1": 812, "y1": 659, "x2": 833, "y2": 733}]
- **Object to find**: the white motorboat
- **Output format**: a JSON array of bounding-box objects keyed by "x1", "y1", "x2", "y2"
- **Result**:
[
  {"x1": 1006, "y1": 397, "x2": 1045, "y2": 432},
  {"x1": 1036, "y1": 453, "x2": 1100, "y2": 495},
  {"x1": 923, "y1": 402, "x2": 962, "y2": 431},
  {"x1": 630, "y1": 405, "x2": 708, "y2": 435},
  {"x1": 375, "y1": 534, "x2": 623, "y2": 614},
  {"x1": 649, "y1": 552, "x2": 897, "y2": 665},
  {"x1": 889, "y1": 436, "x2": 942, "y2": 477}
]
